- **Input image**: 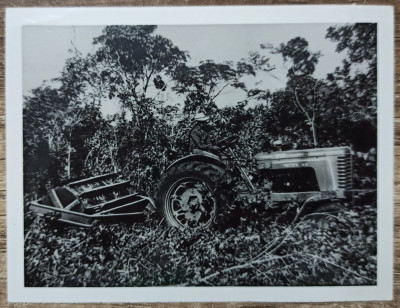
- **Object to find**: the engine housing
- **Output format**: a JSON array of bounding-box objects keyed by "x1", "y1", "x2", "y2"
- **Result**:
[{"x1": 253, "y1": 146, "x2": 352, "y2": 202}]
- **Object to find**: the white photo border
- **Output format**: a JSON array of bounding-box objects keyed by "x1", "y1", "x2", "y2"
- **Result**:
[{"x1": 6, "y1": 5, "x2": 394, "y2": 303}]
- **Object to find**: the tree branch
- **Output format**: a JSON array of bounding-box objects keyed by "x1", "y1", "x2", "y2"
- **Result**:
[
  {"x1": 197, "y1": 253, "x2": 295, "y2": 284},
  {"x1": 301, "y1": 252, "x2": 376, "y2": 283},
  {"x1": 211, "y1": 83, "x2": 231, "y2": 101},
  {"x1": 251, "y1": 196, "x2": 319, "y2": 261},
  {"x1": 292, "y1": 89, "x2": 312, "y2": 124}
]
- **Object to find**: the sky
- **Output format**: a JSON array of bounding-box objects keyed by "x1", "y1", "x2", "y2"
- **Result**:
[{"x1": 23, "y1": 24, "x2": 346, "y2": 114}]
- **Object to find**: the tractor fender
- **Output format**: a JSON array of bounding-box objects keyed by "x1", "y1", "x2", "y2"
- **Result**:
[{"x1": 165, "y1": 152, "x2": 226, "y2": 173}]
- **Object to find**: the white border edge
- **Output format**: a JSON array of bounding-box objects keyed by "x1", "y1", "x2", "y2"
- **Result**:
[{"x1": 6, "y1": 5, "x2": 395, "y2": 303}]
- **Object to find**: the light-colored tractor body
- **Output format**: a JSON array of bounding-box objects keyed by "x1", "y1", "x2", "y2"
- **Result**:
[{"x1": 254, "y1": 146, "x2": 352, "y2": 202}]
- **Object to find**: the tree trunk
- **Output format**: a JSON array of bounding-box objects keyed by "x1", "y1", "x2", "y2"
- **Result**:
[
  {"x1": 311, "y1": 112, "x2": 318, "y2": 147},
  {"x1": 47, "y1": 134, "x2": 53, "y2": 151},
  {"x1": 293, "y1": 90, "x2": 318, "y2": 148},
  {"x1": 67, "y1": 142, "x2": 71, "y2": 179},
  {"x1": 109, "y1": 145, "x2": 118, "y2": 173}
]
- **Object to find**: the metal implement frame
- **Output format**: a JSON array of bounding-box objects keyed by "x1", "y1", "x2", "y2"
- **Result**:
[
  {"x1": 29, "y1": 194, "x2": 153, "y2": 227},
  {"x1": 29, "y1": 172, "x2": 155, "y2": 227}
]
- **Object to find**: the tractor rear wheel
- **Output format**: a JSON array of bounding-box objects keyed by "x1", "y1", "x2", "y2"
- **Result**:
[{"x1": 155, "y1": 161, "x2": 225, "y2": 229}]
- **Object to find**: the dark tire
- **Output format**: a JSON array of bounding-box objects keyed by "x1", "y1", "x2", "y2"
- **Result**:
[{"x1": 155, "y1": 161, "x2": 225, "y2": 229}]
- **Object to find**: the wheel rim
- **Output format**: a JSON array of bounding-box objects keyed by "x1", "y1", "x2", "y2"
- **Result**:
[{"x1": 165, "y1": 177, "x2": 216, "y2": 229}]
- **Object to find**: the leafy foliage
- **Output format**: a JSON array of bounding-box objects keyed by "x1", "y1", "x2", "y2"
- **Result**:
[
  {"x1": 25, "y1": 202, "x2": 377, "y2": 286},
  {"x1": 172, "y1": 59, "x2": 253, "y2": 114},
  {"x1": 23, "y1": 24, "x2": 378, "y2": 286},
  {"x1": 324, "y1": 24, "x2": 377, "y2": 150}
]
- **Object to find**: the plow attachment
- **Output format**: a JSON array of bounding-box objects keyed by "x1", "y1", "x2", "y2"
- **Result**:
[{"x1": 29, "y1": 173, "x2": 155, "y2": 227}]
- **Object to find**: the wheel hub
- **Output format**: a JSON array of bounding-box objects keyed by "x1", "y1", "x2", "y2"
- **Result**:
[
  {"x1": 167, "y1": 178, "x2": 216, "y2": 228},
  {"x1": 181, "y1": 189, "x2": 203, "y2": 210}
]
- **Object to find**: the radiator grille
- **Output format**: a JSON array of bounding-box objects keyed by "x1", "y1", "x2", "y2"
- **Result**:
[{"x1": 337, "y1": 155, "x2": 352, "y2": 189}]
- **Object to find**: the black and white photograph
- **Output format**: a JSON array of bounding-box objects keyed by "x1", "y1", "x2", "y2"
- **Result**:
[{"x1": 6, "y1": 6, "x2": 394, "y2": 302}]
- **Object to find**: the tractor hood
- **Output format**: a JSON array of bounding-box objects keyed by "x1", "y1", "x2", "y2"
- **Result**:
[{"x1": 253, "y1": 146, "x2": 351, "y2": 161}]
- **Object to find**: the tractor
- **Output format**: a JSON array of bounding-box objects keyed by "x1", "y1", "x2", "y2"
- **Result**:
[
  {"x1": 154, "y1": 136, "x2": 352, "y2": 229},
  {"x1": 30, "y1": 135, "x2": 353, "y2": 229}
]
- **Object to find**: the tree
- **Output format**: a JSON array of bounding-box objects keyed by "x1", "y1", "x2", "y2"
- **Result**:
[
  {"x1": 23, "y1": 86, "x2": 100, "y2": 199},
  {"x1": 325, "y1": 23, "x2": 377, "y2": 150},
  {"x1": 172, "y1": 60, "x2": 255, "y2": 115},
  {"x1": 78, "y1": 26, "x2": 190, "y2": 190},
  {"x1": 272, "y1": 37, "x2": 322, "y2": 147},
  {"x1": 92, "y1": 26, "x2": 187, "y2": 118},
  {"x1": 326, "y1": 23, "x2": 376, "y2": 65},
  {"x1": 23, "y1": 43, "x2": 112, "y2": 198},
  {"x1": 23, "y1": 86, "x2": 69, "y2": 198}
]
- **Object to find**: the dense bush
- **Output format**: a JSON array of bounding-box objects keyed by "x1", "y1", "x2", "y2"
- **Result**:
[
  {"x1": 23, "y1": 24, "x2": 377, "y2": 201},
  {"x1": 24, "y1": 200, "x2": 376, "y2": 287}
]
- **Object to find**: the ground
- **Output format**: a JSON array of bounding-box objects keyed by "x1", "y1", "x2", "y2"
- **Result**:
[{"x1": 24, "y1": 198, "x2": 377, "y2": 287}]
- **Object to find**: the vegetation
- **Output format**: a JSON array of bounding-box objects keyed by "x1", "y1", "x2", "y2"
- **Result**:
[
  {"x1": 25, "y1": 200, "x2": 377, "y2": 287},
  {"x1": 24, "y1": 24, "x2": 377, "y2": 286}
]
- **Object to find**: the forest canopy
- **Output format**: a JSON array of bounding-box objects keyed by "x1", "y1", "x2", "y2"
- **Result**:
[{"x1": 23, "y1": 24, "x2": 377, "y2": 199}]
